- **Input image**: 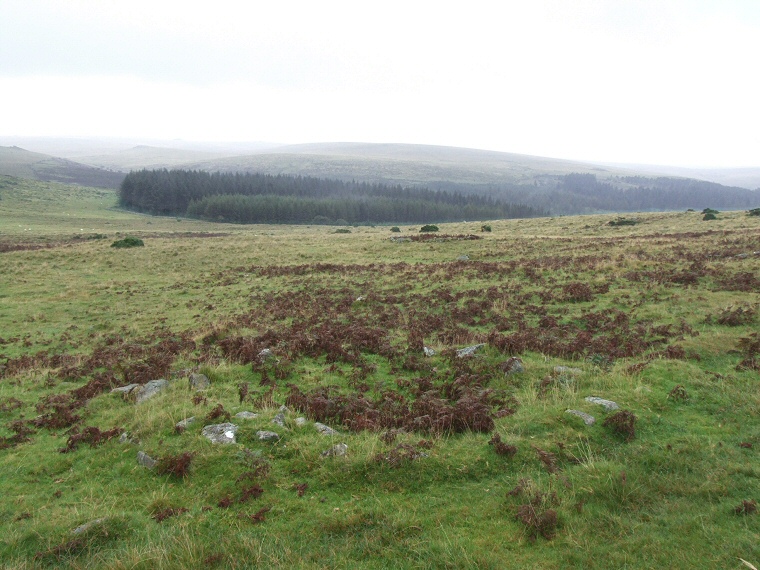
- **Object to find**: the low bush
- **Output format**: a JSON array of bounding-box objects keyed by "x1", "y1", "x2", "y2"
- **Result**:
[
  {"x1": 110, "y1": 237, "x2": 144, "y2": 248},
  {"x1": 419, "y1": 224, "x2": 439, "y2": 232}
]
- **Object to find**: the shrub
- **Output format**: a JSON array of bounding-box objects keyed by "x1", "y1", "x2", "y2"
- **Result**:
[
  {"x1": 702, "y1": 212, "x2": 717, "y2": 221},
  {"x1": 419, "y1": 224, "x2": 439, "y2": 232},
  {"x1": 702, "y1": 208, "x2": 719, "y2": 215},
  {"x1": 481, "y1": 224, "x2": 492, "y2": 232},
  {"x1": 602, "y1": 410, "x2": 637, "y2": 441},
  {"x1": 390, "y1": 226, "x2": 401, "y2": 232},
  {"x1": 334, "y1": 228, "x2": 351, "y2": 234},
  {"x1": 748, "y1": 208, "x2": 760, "y2": 217},
  {"x1": 608, "y1": 218, "x2": 638, "y2": 226},
  {"x1": 111, "y1": 237, "x2": 144, "y2": 248}
]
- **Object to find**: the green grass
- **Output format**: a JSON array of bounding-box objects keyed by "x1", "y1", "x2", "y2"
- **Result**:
[{"x1": 0, "y1": 178, "x2": 758, "y2": 568}]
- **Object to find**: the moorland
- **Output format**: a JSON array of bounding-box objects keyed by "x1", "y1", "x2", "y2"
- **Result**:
[{"x1": 0, "y1": 174, "x2": 758, "y2": 569}]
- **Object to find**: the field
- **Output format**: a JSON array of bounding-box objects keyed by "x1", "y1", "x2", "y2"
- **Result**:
[{"x1": 0, "y1": 178, "x2": 758, "y2": 569}]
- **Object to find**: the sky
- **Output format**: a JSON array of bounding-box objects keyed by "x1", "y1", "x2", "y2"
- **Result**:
[{"x1": 1, "y1": 0, "x2": 759, "y2": 167}]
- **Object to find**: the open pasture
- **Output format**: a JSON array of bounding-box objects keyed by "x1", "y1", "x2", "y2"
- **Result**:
[{"x1": 0, "y1": 180, "x2": 758, "y2": 569}]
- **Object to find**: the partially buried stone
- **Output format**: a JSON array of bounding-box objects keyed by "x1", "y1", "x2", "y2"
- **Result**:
[
  {"x1": 71, "y1": 518, "x2": 107, "y2": 536},
  {"x1": 584, "y1": 396, "x2": 620, "y2": 411},
  {"x1": 188, "y1": 373, "x2": 210, "y2": 391},
  {"x1": 235, "y1": 411, "x2": 258, "y2": 419},
  {"x1": 554, "y1": 366, "x2": 583, "y2": 375},
  {"x1": 321, "y1": 443, "x2": 348, "y2": 457},
  {"x1": 111, "y1": 383, "x2": 139, "y2": 396},
  {"x1": 314, "y1": 422, "x2": 339, "y2": 436},
  {"x1": 256, "y1": 430, "x2": 280, "y2": 442},
  {"x1": 566, "y1": 409, "x2": 596, "y2": 426},
  {"x1": 271, "y1": 412, "x2": 286, "y2": 427},
  {"x1": 456, "y1": 343, "x2": 485, "y2": 358},
  {"x1": 137, "y1": 451, "x2": 157, "y2": 469},
  {"x1": 423, "y1": 346, "x2": 436, "y2": 357},
  {"x1": 175, "y1": 417, "x2": 196, "y2": 431},
  {"x1": 202, "y1": 423, "x2": 238, "y2": 444},
  {"x1": 135, "y1": 379, "x2": 169, "y2": 403},
  {"x1": 295, "y1": 417, "x2": 307, "y2": 426},
  {"x1": 500, "y1": 357, "x2": 525, "y2": 375}
]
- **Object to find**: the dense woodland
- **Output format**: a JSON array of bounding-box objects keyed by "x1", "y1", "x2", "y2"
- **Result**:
[
  {"x1": 448, "y1": 173, "x2": 759, "y2": 214},
  {"x1": 119, "y1": 169, "x2": 544, "y2": 224}
]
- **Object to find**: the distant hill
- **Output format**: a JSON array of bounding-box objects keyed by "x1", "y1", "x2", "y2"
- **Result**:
[
  {"x1": 1, "y1": 139, "x2": 757, "y2": 214},
  {"x1": 0, "y1": 146, "x2": 124, "y2": 189}
]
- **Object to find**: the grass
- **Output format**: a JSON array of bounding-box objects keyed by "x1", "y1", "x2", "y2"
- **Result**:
[{"x1": 0, "y1": 178, "x2": 758, "y2": 568}]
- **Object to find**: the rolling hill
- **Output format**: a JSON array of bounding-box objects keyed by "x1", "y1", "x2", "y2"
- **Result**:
[{"x1": 0, "y1": 145, "x2": 125, "y2": 189}]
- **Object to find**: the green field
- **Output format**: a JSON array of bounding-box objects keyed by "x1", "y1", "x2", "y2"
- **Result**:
[{"x1": 0, "y1": 179, "x2": 758, "y2": 569}]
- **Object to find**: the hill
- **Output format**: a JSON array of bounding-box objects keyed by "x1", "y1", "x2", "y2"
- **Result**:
[{"x1": 0, "y1": 146, "x2": 125, "y2": 189}]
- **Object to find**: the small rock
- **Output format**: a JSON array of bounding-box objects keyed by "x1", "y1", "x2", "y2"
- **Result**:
[
  {"x1": 235, "y1": 411, "x2": 258, "y2": 420},
  {"x1": 175, "y1": 417, "x2": 196, "y2": 431},
  {"x1": 71, "y1": 518, "x2": 107, "y2": 536},
  {"x1": 295, "y1": 417, "x2": 307, "y2": 426},
  {"x1": 456, "y1": 343, "x2": 486, "y2": 358},
  {"x1": 256, "y1": 430, "x2": 280, "y2": 442},
  {"x1": 278, "y1": 405, "x2": 289, "y2": 413},
  {"x1": 735, "y1": 253, "x2": 749, "y2": 259},
  {"x1": 119, "y1": 432, "x2": 139, "y2": 445},
  {"x1": 202, "y1": 423, "x2": 238, "y2": 444},
  {"x1": 315, "y1": 422, "x2": 339, "y2": 436},
  {"x1": 271, "y1": 412, "x2": 286, "y2": 427},
  {"x1": 457, "y1": 255, "x2": 470, "y2": 261},
  {"x1": 135, "y1": 379, "x2": 169, "y2": 404},
  {"x1": 321, "y1": 443, "x2": 348, "y2": 457},
  {"x1": 356, "y1": 296, "x2": 365, "y2": 302},
  {"x1": 423, "y1": 346, "x2": 436, "y2": 357},
  {"x1": 554, "y1": 366, "x2": 583, "y2": 375},
  {"x1": 500, "y1": 357, "x2": 524, "y2": 375},
  {"x1": 188, "y1": 373, "x2": 210, "y2": 391},
  {"x1": 258, "y1": 348, "x2": 275, "y2": 361},
  {"x1": 137, "y1": 451, "x2": 157, "y2": 469},
  {"x1": 566, "y1": 410, "x2": 596, "y2": 426},
  {"x1": 585, "y1": 396, "x2": 620, "y2": 411},
  {"x1": 111, "y1": 383, "x2": 139, "y2": 395}
]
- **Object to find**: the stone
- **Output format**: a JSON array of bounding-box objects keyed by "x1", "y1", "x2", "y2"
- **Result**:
[
  {"x1": 321, "y1": 443, "x2": 348, "y2": 457},
  {"x1": 456, "y1": 343, "x2": 486, "y2": 358},
  {"x1": 175, "y1": 417, "x2": 196, "y2": 431},
  {"x1": 278, "y1": 405, "x2": 289, "y2": 413},
  {"x1": 500, "y1": 357, "x2": 524, "y2": 375},
  {"x1": 554, "y1": 366, "x2": 583, "y2": 376},
  {"x1": 423, "y1": 346, "x2": 436, "y2": 357},
  {"x1": 315, "y1": 422, "x2": 339, "y2": 436},
  {"x1": 137, "y1": 451, "x2": 157, "y2": 469},
  {"x1": 566, "y1": 409, "x2": 596, "y2": 426},
  {"x1": 135, "y1": 379, "x2": 169, "y2": 404},
  {"x1": 71, "y1": 518, "x2": 107, "y2": 536},
  {"x1": 295, "y1": 417, "x2": 307, "y2": 426},
  {"x1": 235, "y1": 411, "x2": 258, "y2": 419},
  {"x1": 111, "y1": 383, "x2": 139, "y2": 395},
  {"x1": 585, "y1": 396, "x2": 620, "y2": 411},
  {"x1": 457, "y1": 255, "x2": 470, "y2": 261},
  {"x1": 119, "y1": 432, "x2": 139, "y2": 445},
  {"x1": 256, "y1": 430, "x2": 280, "y2": 441},
  {"x1": 271, "y1": 412, "x2": 286, "y2": 427},
  {"x1": 202, "y1": 423, "x2": 238, "y2": 444},
  {"x1": 258, "y1": 348, "x2": 275, "y2": 361},
  {"x1": 189, "y1": 373, "x2": 210, "y2": 391}
]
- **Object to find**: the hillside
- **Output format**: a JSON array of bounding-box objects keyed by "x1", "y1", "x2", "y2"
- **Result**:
[
  {"x1": 0, "y1": 178, "x2": 758, "y2": 568},
  {"x1": 0, "y1": 146, "x2": 124, "y2": 189}
]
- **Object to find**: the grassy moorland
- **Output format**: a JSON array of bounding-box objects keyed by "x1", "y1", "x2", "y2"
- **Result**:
[{"x1": 0, "y1": 178, "x2": 758, "y2": 569}]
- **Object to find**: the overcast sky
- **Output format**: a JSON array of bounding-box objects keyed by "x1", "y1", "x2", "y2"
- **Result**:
[{"x1": 1, "y1": 0, "x2": 759, "y2": 167}]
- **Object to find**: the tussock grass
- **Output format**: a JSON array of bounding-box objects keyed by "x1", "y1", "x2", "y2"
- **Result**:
[{"x1": 0, "y1": 178, "x2": 758, "y2": 568}]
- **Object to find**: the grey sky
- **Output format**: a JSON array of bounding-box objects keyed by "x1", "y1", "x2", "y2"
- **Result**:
[{"x1": 1, "y1": 0, "x2": 759, "y2": 167}]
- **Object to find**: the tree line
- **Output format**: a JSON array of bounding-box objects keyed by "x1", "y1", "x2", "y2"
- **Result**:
[{"x1": 119, "y1": 169, "x2": 545, "y2": 224}]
